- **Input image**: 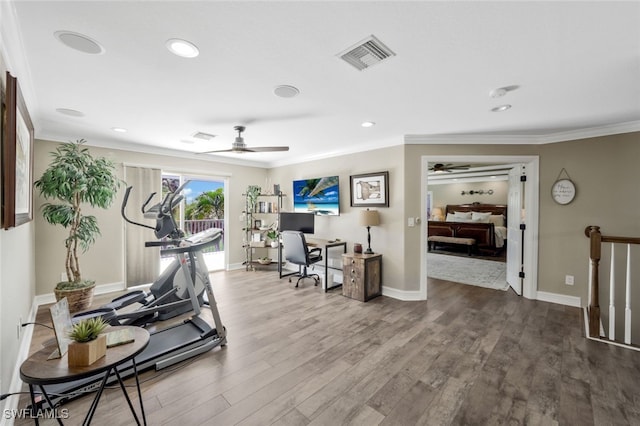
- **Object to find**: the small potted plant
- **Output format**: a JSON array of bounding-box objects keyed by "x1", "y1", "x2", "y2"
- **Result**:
[
  {"x1": 266, "y1": 229, "x2": 279, "y2": 248},
  {"x1": 34, "y1": 139, "x2": 121, "y2": 313},
  {"x1": 67, "y1": 317, "x2": 109, "y2": 366}
]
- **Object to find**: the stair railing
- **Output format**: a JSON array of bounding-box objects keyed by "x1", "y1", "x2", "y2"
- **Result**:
[{"x1": 585, "y1": 225, "x2": 640, "y2": 348}]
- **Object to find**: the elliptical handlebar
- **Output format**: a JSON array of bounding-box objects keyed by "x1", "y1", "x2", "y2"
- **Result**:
[
  {"x1": 121, "y1": 180, "x2": 192, "y2": 240},
  {"x1": 122, "y1": 186, "x2": 156, "y2": 231}
]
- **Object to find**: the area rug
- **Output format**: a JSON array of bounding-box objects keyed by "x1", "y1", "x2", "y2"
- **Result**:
[{"x1": 427, "y1": 253, "x2": 509, "y2": 291}]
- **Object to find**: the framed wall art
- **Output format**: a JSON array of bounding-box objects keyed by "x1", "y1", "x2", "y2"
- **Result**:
[
  {"x1": 2, "y1": 72, "x2": 34, "y2": 229},
  {"x1": 350, "y1": 171, "x2": 389, "y2": 207}
]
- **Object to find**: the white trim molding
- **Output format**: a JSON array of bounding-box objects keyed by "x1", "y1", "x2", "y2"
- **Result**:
[
  {"x1": 406, "y1": 120, "x2": 640, "y2": 145},
  {"x1": 381, "y1": 286, "x2": 425, "y2": 301},
  {"x1": 537, "y1": 291, "x2": 582, "y2": 308}
]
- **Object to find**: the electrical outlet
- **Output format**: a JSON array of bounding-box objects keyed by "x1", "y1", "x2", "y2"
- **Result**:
[
  {"x1": 565, "y1": 275, "x2": 574, "y2": 285},
  {"x1": 408, "y1": 217, "x2": 415, "y2": 227},
  {"x1": 61, "y1": 272, "x2": 67, "y2": 281}
]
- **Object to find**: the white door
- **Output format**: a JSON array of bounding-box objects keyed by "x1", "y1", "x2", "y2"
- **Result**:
[{"x1": 506, "y1": 165, "x2": 523, "y2": 295}]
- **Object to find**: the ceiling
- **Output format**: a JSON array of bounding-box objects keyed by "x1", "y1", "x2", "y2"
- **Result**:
[{"x1": 3, "y1": 1, "x2": 639, "y2": 167}]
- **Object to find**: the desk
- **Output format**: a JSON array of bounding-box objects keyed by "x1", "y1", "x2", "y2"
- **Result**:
[
  {"x1": 278, "y1": 238, "x2": 347, "y2": 291},
  {"x1": 20, "y1": 326, "x2": 149, "y2": 425}
]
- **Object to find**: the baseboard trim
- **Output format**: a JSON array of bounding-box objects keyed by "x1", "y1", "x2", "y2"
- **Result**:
[
  {"x1": 3, "y1": 303, "x2": 38, "y2": 426},
  {"x1": 382, "y1": 286, "x2": 425, "y2": 301},
  {"x1": 536, "y1": 291, "x2": 582, "y2": 307}
]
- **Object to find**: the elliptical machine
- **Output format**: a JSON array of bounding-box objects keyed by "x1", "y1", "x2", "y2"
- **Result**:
[{"x1": 76, "y1": 180, "x2": 220, "y2": 326}]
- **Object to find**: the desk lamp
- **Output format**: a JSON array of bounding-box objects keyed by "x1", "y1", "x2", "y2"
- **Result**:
[{"x1": 360, "y1": 209, "x2": 380, "y2": 254}]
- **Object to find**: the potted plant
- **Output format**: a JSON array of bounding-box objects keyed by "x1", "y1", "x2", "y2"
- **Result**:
[
  {"x1": 67, "y1": 317, "x2": 109, "y2": 366},
  {"x1": 266, "y1": 229, "x2": 279, "y2": 247},
  {"x1": 34, "y1": 139, "x2": 121, "y2": 313}
]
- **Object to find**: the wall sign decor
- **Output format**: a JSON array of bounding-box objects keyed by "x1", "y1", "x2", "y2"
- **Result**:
[
  {"x1": 350, "y1": 171, "x2": 389, "y2": 207},
  {"x1": 551, "y1": 168, "x2": 576, "y2": 205},
  {"x1": 460, "y1": 189, "x2": 494, "y2": 196},
  {"x1": 2, "y1": 72, "x2": 34, "y2": 229}
]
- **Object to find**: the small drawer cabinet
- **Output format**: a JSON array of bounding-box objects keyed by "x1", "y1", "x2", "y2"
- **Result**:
[{"x1": 342, "y1": 253, "x2": 382, "y2": 302}]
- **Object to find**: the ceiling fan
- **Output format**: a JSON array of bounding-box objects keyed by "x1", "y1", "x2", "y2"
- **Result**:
[
  {"x1": 429, "y1": 163, "x2": 471, "y2": 172},
  {"x1": 200, "y1": 125, "x2": 289, "y2": 154}
]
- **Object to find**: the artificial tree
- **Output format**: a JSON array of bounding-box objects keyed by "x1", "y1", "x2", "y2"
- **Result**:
[{"x1": 34, "y1": 139, "x2": 121, "y2": 291}]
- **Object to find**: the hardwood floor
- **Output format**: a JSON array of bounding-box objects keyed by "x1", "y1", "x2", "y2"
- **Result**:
[{"x1": 15, "y1": 270, "x2": 640, "y2": 425}]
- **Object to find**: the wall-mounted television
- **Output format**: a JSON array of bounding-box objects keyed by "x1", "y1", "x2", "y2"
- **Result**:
[
  {"x1": 292, "y1": 176, "x2": 339, "y2": 215},
  {"x1": 279, "y1": 212, "x2": 315, "y2": 234}
]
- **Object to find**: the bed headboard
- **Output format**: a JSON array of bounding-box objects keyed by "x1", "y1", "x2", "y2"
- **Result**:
[{"x1": 445, "y1": 203, "x2": 507, "y2": 220}]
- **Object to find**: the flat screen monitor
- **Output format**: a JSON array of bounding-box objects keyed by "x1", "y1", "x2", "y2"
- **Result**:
[
  {"x1": 292, "y1": 176, "x2": 339, "y2": 215},
  {"x1": 279, "y1": 212, "x2": 315, "y2": 234}
]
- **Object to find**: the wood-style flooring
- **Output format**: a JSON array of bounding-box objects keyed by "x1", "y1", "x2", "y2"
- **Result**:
[{"x1": 15, "y1": 270, "x2": 640, "y2": 425}]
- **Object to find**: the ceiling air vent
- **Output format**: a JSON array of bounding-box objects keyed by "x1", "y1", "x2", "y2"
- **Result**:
[
  {"x1": 192, "y1": 131, "x2": 216, "y2": 141},
  {"x1": 338, "y1": 35, "x2": 396, "y2": 71}
]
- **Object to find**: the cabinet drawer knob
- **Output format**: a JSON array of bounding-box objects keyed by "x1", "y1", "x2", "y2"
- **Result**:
[
  {"x1": 351, "y1": 260, "x2": 355, "y2": 264},
  {"x1": 351, "y1": 269, "x2": 355, "y2": 274},
  {"x1": 350, "y1": 278, "x2": 355, "y2": 283}
]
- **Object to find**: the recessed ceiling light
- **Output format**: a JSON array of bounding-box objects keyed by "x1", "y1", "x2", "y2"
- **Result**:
[
  {"x1": 56, "y1": 108, "x2": 85, "y2": 117},
  {"x1": 166, "y1": 38, "x2": 199, "y2": 58},
  {"x1": 54, "y1": 31, "x2": 105, "y2": 54},
  {"x1": 273, "y1": 85, "x2": 300, "y2": 98},
  {"x1": 361, "y1": 121, "x2": 376, "y2": 128},
  {"x1": 491, "y1": 104, "x2": 512, "y2": 112},
  {"x1": 111, "y1": 127, "x2": 127, "y2": 133}
]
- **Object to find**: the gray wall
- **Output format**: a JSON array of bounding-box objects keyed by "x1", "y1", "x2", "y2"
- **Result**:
[
  {"x1": 33, "y1": 139, "x2": 268, "y2": 295},
  {"x1": 268, "y1": 145, "x2": 405, "y2": 294},
  {"x1": 403, "y1": 132, "x2": 640, "y2": 302}
]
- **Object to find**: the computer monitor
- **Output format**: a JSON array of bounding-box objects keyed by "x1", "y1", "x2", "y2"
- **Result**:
[{"x1": 279, "y1": 212, "x2": 315, "y2": 234}]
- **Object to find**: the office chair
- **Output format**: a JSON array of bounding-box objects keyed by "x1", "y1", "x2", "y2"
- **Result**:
[{"x1": 281, "y1": 230, "x2": 323, "y2": 287}]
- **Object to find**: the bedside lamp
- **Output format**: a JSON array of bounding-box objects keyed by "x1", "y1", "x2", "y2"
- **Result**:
[
  {"x1": 360, "y1": 209, "x2": 380, "y2": 254},
  {"x1": 431, "y1": 207, "x2": 444, "y2": 221}
]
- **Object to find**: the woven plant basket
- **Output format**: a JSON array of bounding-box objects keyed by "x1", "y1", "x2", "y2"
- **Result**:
[{"x1": 54, "y1": 283, "x2": 96, "y2": 313}]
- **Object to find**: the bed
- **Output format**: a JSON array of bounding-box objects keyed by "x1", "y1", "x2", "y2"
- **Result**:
[{"x1": 428, "y1": 203, "x2": 507, "y2": 255}]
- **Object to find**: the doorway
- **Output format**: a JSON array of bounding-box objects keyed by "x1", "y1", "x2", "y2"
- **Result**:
[
  {"x1": 161, "y1": 173, "x2": 228, "y2": 272},
  {"x1": 421, "y1": 155, "x2": 539, "y2": 300}
]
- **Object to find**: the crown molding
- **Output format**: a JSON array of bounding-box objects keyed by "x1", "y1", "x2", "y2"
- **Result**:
[
  {"x1": 405, "y1": 120, "x2": 640, "y2": 145},
  {"x1": 36, "y1": 132, "x2": 269, "y2": 169}
]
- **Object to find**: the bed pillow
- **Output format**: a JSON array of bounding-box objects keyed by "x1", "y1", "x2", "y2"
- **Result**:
[
  {"x1": 471, "y1": 211, "x2": 492, "y2": 223},
  {"x1": 453, "y1": 211, "x2": 472, "y2": 220},
  {"x1": 488, "y1": 214, "x2": 505, "y2": 227}
]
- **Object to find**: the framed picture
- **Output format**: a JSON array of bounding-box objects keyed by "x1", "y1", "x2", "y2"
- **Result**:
[
  {"x1": 2, "y1": 72, "x2": 34, "y2": 229},
  {"x1": 254, "y1": 219, "x2": 262, "y2": 229},
  {"x1": 350, "y1": 171, "x2": 389, "y2": 207}
]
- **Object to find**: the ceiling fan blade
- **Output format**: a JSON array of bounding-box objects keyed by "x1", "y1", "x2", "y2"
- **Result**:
[
  {"x1": 246, "y1": 146, "x2": 290, "y2": 152},
  {"x1": 198, "y1": 148, "x2": 235, "y2": 154},
  {"x1": 200, "y1": 125, "x2": 289, "y2": 154}
]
